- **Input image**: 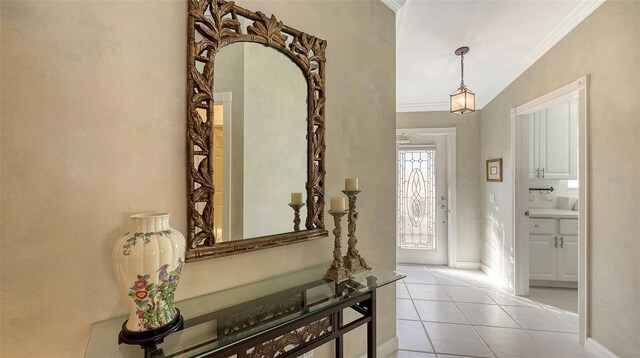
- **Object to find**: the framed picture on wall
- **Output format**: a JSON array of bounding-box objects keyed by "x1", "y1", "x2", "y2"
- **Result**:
[{"x1": 486, "y1": 158, "x2": 503, "y2": 182}]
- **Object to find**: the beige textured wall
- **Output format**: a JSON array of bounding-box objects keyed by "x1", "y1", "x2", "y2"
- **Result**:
[
  {"x1": 0, "y1": 1, "x2": 397, "y2": 357},
  {"x1": 243, "y1": 43, "x2": 307, "y2": 238},
  {"x1": 479, "y1": 1, "x2": 640, "y2": 355},
  {"x1": 397, "y1": 111, "x2": 482, "y2": 263}
]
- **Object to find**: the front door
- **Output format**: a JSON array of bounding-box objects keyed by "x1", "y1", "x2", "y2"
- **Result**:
[{"x1": 397, "y1": 134, "x2": 448, "y2": 265}]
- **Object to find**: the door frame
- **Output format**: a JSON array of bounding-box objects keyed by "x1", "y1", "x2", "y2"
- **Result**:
[
  {"x1": 396, "y1": 127, "x2": 458, "y2": 267},
  {"x1": 510, "y1": 76, "x2": 589, "y2": 344},
  {"x1": 214, "y1": 92, "x2": 232, "y2": 242}
]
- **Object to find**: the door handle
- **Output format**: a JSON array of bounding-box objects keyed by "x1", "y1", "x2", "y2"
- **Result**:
[
  {"x1": 541, "y1": 168, "x2": 545, "y2": 179},
  {"x1": 553, "y1": 236, "x2": 558, "y2": 248},
  {"x1": 560, "y1": 236, "x2": 564, "y2": 248}
]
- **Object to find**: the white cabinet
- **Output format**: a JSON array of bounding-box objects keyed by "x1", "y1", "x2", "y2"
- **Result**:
[
  {"x1": 528, "y1": 98, "x2": 578, "y2": 180},
  {"x1": 529, "y1": 217, "x2": 578, "y2": 283},
  {"x1": 557, "y1": 235, "x2": 578, "y2": 281},
  {"x1": 529, "y1": 234, "x2": 558, "y2": 281}
]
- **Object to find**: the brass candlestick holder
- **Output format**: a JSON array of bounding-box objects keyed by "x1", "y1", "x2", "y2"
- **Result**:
[
  {"x1": 325, "y1": 210, "x2": 353, "y2": 283},
  {"x1": 342, "y1": 190, "x2": 371, "y2": 273},
  {"x1": 288, "y1": 203, "x2": 305, "y2": 231}
]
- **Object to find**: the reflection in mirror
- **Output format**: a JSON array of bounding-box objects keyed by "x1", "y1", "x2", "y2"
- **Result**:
[{"x1": 213, "y1": 42, "x2": 307, "y2": 242}]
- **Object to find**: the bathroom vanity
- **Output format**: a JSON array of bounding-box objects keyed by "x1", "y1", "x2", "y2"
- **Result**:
[{"x1": 529, "y1": 208, "x2": 578, "y2": 286}]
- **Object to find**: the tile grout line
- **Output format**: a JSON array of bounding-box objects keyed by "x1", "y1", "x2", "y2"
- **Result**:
[
  {"x1": 424, "y1": 267, "x2": 494, "y2": 358},
  {"x1": 500, "y1": 304, "x2": 577, "y2": 334},
  {"x1": 398, "y1": 318, "x2": 579, "y2": 336},
  {"x1": 429, "y1": 266, "x2": 574, "y2": 357},
  {"x1": 397, "y1": 266, "x2": 580, "y2": 358},
  {"x1": 439, "y1": 269, "x2": 576, "y2": 336},
  {"x1": 453, "y1": 313, "x2": 497, "y2": 358},
  {"x1": 449, "y1": 294, "x2": 498, "y2": 358},
  {"x1": 536, "y1": 307, "x2": 578, "y2": 333},
  {"x1": 524, "y1": 329, "x2": 566, "y2": 358},
  {"x1": 434, "y1": 269, "x2": 537, "y2": 358},
  {"x1": 404, "y1": 275, "x2": 437, "y2": 354},
  {"x1": 395, "y1": 347, "x2": 492, "y2": 358}
]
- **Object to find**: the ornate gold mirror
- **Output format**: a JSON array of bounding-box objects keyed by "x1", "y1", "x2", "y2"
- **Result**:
[{"x1": 186, "y1": 0, "x2": 328, "y2": 262}]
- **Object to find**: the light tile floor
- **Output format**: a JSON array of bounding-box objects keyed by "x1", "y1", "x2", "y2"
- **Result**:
[
  {"x1": 390, "y1": 265, "x2": 594, "y2": 358},
  {"x1": 528, "y1": 287, "x2": 578, "y2": 313}
]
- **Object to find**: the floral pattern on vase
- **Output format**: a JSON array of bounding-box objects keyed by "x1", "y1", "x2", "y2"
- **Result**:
[
  {"x1": 113, "y1": 213, "x2": 186, "y2": 332},
  {"x1": 127, "y1": 260, "x2": 184, "y2": 330},
  {"x1": 122, "y1": 230, "x2": 172, "y2": 256}
]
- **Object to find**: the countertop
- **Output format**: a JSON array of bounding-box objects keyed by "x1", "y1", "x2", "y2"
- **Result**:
[{"x1": 529, "y1": 208, "x2": 578, "y2": 219}]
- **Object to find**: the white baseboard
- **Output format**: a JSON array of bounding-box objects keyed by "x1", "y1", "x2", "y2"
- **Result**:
[
  {"x1": 358, "y1": 336, "x2": 398, "y2": 358},
  {"x1": 452, "y1": 261, "x2": 481, "y2": 270},
  {"x1": 530, "y1": 279, "x2": 578, "y2": 288},
  {"x1": 585, "y1": 338, "x2": 618, "y2": 358}
]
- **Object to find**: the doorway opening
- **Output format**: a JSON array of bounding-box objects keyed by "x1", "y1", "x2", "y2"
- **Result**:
[
  {"x1": 212, "y1": 92, "x2": 232, "y2": 242},
  {"x1": 396, "y1": 128, "x2": 457, "y2": 266},
  {"x1": 511, "y1": 76, "x2": 589, "y2": 344}
]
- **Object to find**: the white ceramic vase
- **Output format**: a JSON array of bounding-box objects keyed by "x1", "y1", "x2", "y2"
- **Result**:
[{"x1": 113, "y1": 213, "x2": 186, "y2": 332}]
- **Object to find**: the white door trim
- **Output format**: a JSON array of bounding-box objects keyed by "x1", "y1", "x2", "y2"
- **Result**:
[
  {"x1": 396, "y1": 128, "x2": 458, "y2": 268},
  {"x1": 510, "y1": 76, "x2": 589, "y2": 344},
  {"x1": 214, "y1": 92, "x2": 232, "y2": 242}
]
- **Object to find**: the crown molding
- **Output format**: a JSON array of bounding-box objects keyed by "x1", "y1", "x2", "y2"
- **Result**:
[
  {"x1": 396, "y1": 101, "x2": 450, "y2": 112},
  {"x1": 479, "y1": 0, "x2": 604, "y2": 109},
  {"x1": 380, "y1": 0, "x2": 405, "y2": 13},
  {"x1": 397, "y1": 127, "x2": 456, "y2": 135}
]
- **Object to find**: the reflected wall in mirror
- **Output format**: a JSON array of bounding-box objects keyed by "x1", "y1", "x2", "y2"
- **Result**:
[
  {"x1": 213, "y1": 42, "x2": 307, "y2": 241},
  {"x1": 186, "y1": 0, "x2": 328, "y2": 262}
]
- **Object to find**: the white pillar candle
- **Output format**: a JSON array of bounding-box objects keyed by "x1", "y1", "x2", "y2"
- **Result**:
[
  {"x1": 331, "y1": 197, "x2": 346, "y2": 212},
  {"x1": 345, "y1": 178, "x2": 359, "y2": 191},
  {"x1": 291, "y1": 192, "x2": 303, "y2": 204}
]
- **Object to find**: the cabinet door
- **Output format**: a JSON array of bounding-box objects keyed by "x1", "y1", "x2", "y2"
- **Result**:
[
  {"x1": 539, "y1": 99, "x2": 577, "y2": 180},
  {"x1": 529, "y1": 235, "x2": 558, "y2": 281},
  {"x1": 557, "y1": 235, "x2": 578, "y2": 282}
]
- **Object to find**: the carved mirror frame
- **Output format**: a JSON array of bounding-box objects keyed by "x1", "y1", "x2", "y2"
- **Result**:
[{"x1": 186, "y1": 0, "x2": 327, "y2": 262}]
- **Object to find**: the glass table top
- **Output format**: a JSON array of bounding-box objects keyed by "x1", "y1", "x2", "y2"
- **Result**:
[{"x1": 85, "y1": 262, "x2": 404, "y2": 357}]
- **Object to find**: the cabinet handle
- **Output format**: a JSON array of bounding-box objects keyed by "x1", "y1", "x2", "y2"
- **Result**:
[
  {"x1": 541, "y1": 168, "x2": 545, "y2": 179},
  {"x1": 536, "y1": 168, "x2": 540, "y2": 179},
  {"x1": 560, "y1": 236, "x2": 564, "y2": 248},
  {"x1": 534, "y1": 224, "x2": 540, "y2": 228},
  {"x1": 554, "y1": 236, "x2": 558, "y2": 248}
]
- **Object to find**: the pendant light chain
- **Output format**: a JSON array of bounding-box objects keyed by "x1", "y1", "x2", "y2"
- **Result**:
[{"x1": 460, "y1": 53, "x2": 465, "y2": 86}]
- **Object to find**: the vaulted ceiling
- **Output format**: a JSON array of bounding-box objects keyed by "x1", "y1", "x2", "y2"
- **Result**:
[{"x1": 395, "y1": 0, "x2": 603, "y2": 112}]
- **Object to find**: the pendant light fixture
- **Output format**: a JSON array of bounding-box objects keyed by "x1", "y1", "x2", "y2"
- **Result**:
[{"x1": 450, "y1": 46, "x2": 475, "y2": 114}]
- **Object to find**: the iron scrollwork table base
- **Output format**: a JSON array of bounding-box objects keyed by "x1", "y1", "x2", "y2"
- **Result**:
[{"x1": 205, "y1": 288, "x2": 377, "y2": 358}]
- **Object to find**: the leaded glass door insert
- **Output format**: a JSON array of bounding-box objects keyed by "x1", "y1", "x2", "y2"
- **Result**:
[{"x1": 398, "y1": 147, "x2": 437, "y2": 250}]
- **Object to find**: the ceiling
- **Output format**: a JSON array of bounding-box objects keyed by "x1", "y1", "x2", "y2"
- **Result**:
[{"x1": 395, "y1": 0, "x2": 603, "y2": 112}]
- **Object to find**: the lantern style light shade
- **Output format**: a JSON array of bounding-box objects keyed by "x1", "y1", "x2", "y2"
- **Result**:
[
  {"x1": 450, "y1": 46, "x2": 475, "y2": 114},
  {"x1": 450, "y1": 84, "x2": 475, "y2": 114}
]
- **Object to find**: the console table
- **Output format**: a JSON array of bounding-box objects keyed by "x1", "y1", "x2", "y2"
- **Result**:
[{"x1": 86, "y1": 263, "x2": 404, "y2": 358}]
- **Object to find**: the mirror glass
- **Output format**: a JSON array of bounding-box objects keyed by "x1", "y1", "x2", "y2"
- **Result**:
[{"x1": 210, "y1": 42, "x2": 307, "y2": 242}]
